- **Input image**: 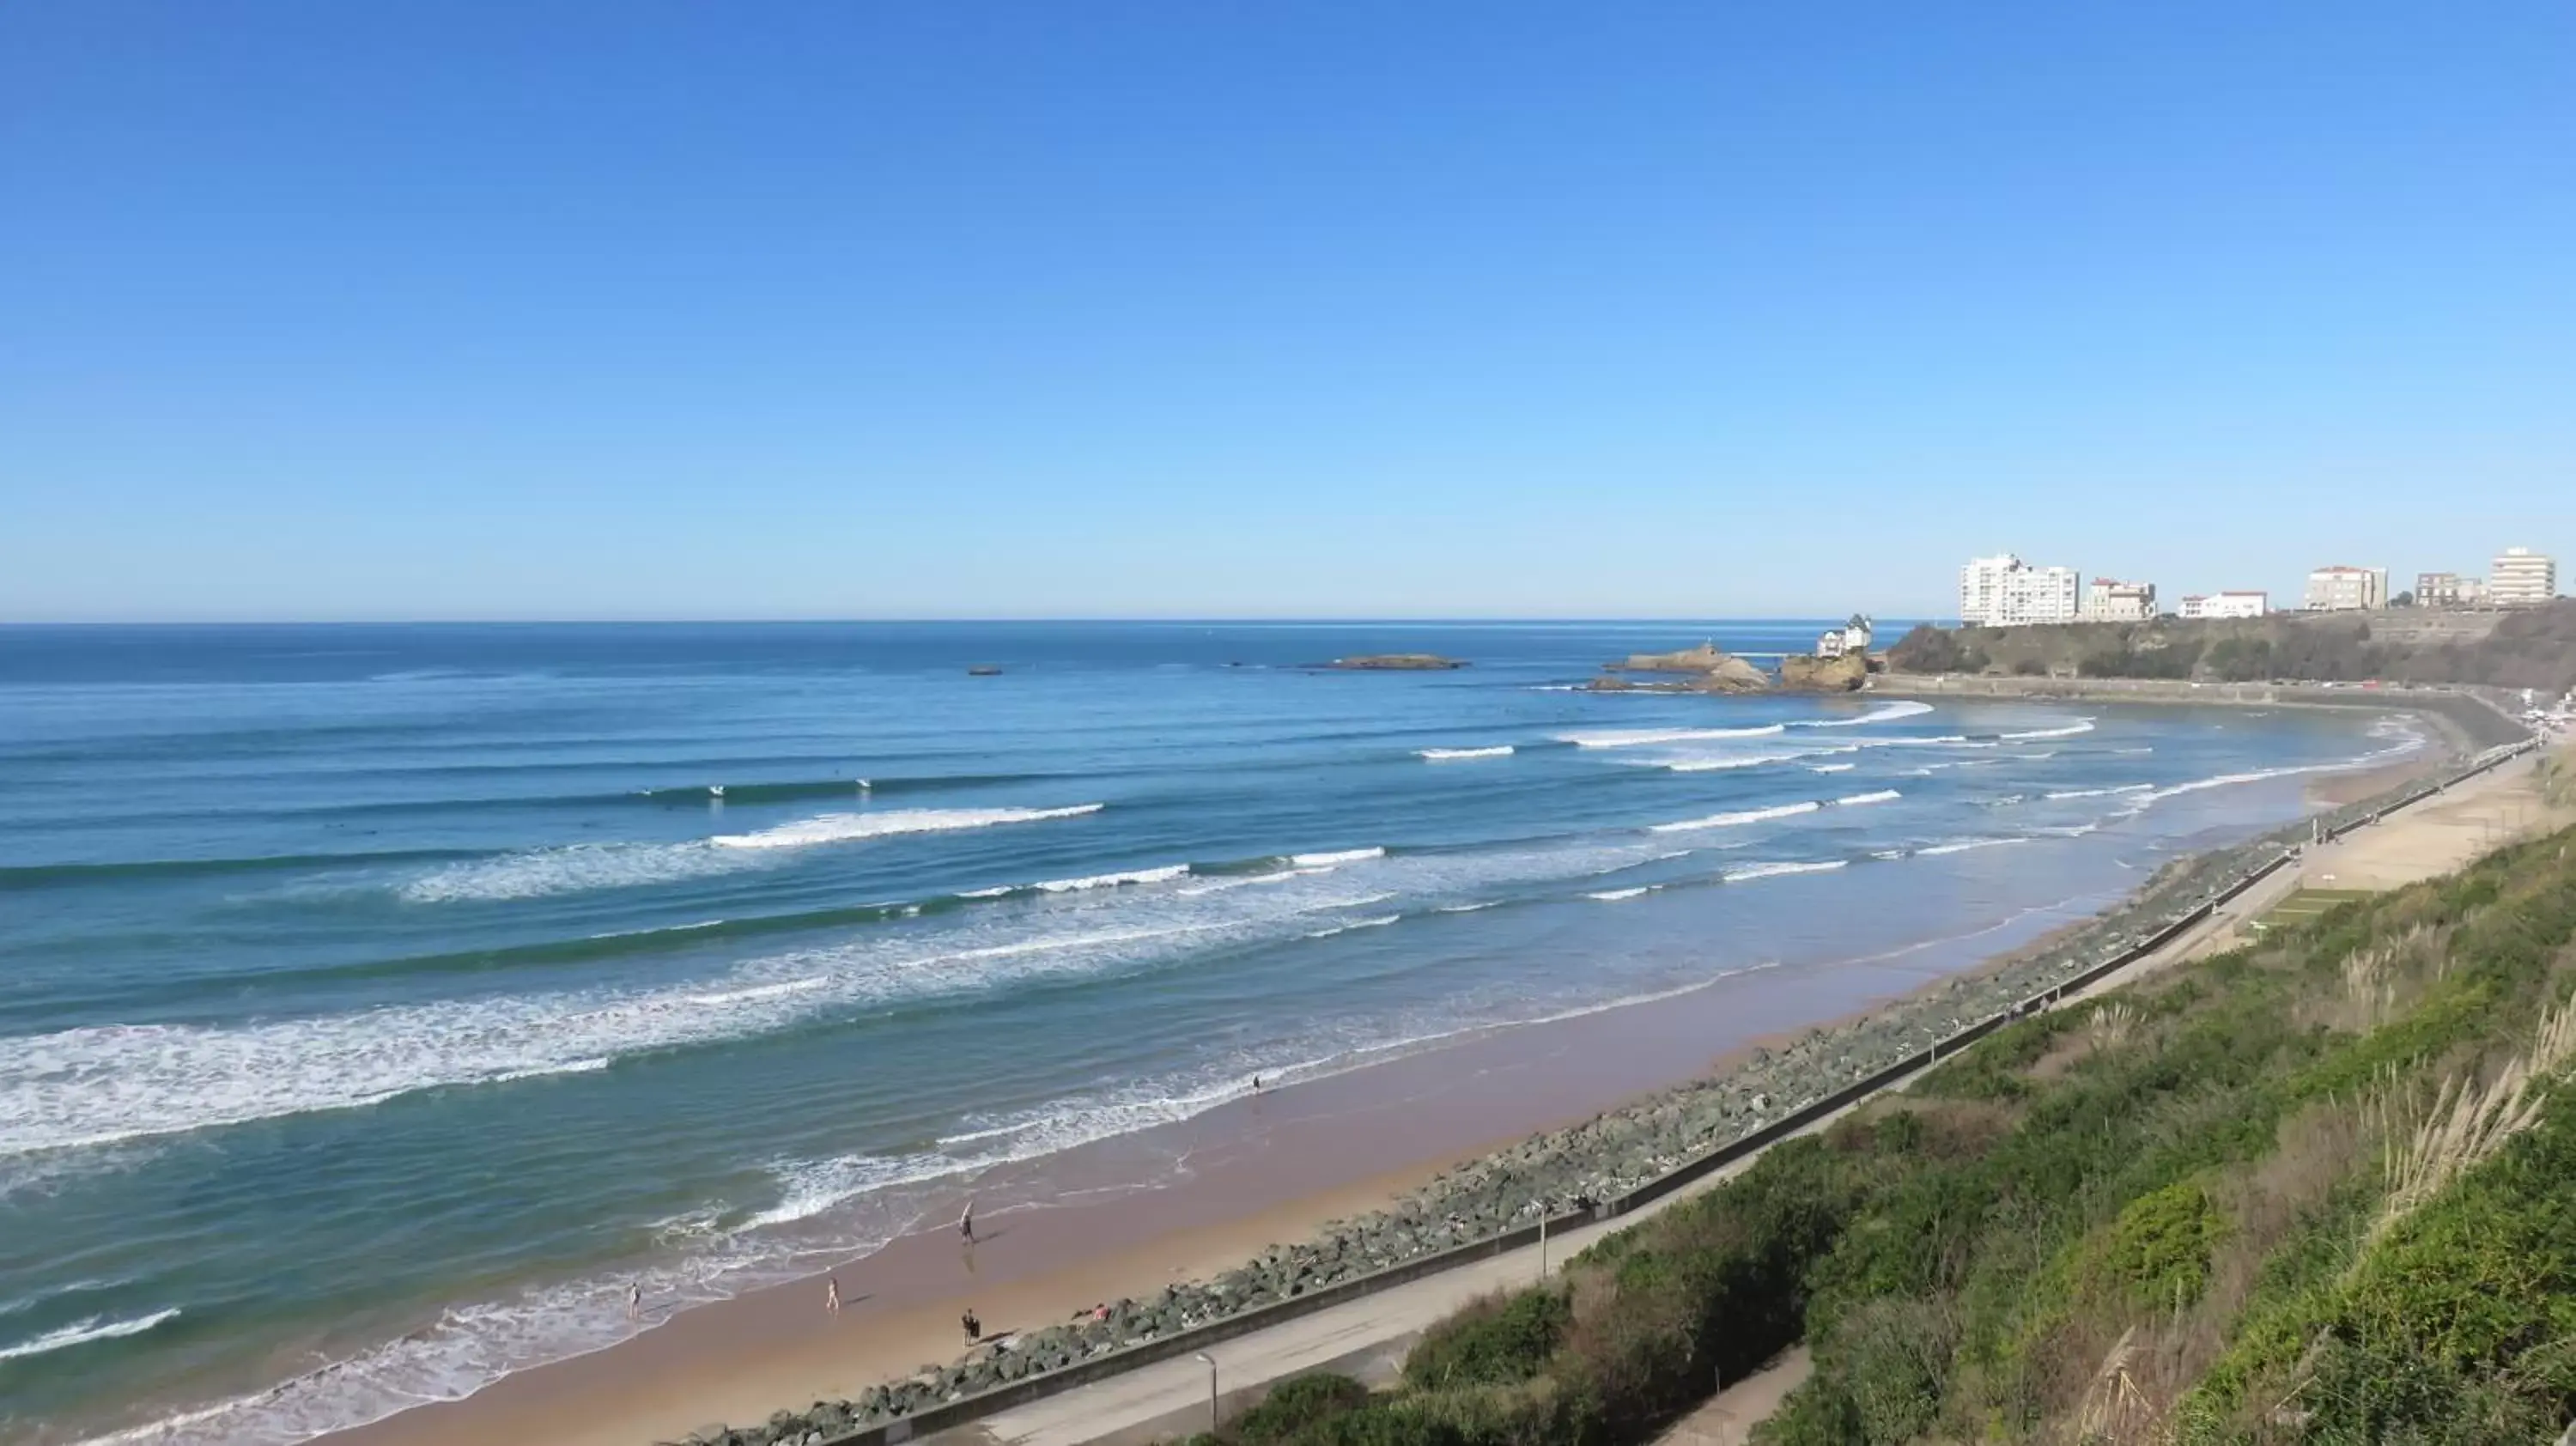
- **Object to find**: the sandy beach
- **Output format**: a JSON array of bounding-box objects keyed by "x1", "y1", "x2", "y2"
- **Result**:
[{"x1": 303, "y1": 729, "x2": 2553, "y2": 1446}]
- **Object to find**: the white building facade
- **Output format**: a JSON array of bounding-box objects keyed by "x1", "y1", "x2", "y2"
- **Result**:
[
  {"x1": 2303, "y1": 565, "x2": 2388, "y2": 611},
  {"x1": 2081, "y1": 578, "x2": 2158, "y2": 622},
  {"x1": 1959, "y1": 554, "x2": 2081, "y2": 627},
  {"x1": 2178, "y1": 591, "x2": 2270, "y2": 620},
  {"x1": 2490, "y1": 548, "x2": 2557, "y2": 607}
]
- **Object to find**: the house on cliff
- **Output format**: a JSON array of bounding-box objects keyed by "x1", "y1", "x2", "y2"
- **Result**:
[{"x1": 1816, "y1": 615, "x2": 1874, "y2": 659}]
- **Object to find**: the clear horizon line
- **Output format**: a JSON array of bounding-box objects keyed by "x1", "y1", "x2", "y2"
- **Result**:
[{"x1": 0, "y1": 612, "x2": 1943, "y2": 629}]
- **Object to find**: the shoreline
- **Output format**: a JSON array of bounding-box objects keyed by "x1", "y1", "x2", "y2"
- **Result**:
[
  {"x1": 311, "y1": 929, "x2": 2070, "y2": 1446},
  {"x1": 1868, "y1": 671, "x2": 2526, "y2": 751},
  {"x1": 284, "y1": 728, "x2": 2492, "y2": 1446}
]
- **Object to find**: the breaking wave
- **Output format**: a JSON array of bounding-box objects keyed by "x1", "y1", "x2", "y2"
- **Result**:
[
  {"x1": 400, "y1": 805, "x2": 1105, "y2": 902},
  {"x1": 1649, "y1": 800, "x2": 1822, "y2": 833}
]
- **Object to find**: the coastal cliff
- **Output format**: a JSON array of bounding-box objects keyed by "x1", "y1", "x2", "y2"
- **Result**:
[{"x1": 1886, "y1": 601, "x2": 2576, "y2": 691}]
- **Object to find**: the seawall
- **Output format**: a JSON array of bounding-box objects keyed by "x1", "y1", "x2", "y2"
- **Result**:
[{"x1": 731, "y1": 731, "x2": 2543, "y2": 1446}]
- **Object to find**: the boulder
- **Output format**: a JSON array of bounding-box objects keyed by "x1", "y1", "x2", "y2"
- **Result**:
[{"x1": 1779, "y1": 652, "x2": 1868, "y2": 691}]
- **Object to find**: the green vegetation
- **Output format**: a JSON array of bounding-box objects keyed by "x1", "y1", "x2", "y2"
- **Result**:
[
  {"x1": 1174, "y1": 824, "x2": 2576, "y2": 1444},
  {"x1": 1889, "y1": 600, "x2": 2576, "y2": 692}
]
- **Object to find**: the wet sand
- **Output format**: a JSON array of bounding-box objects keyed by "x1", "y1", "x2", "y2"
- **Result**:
[
  {"x1": 312, "y1": 741, "x2": 2551, "y2": 1446},
  {"x1": 321, "y1": 908, "x2": 2105, "y2": 1446}
]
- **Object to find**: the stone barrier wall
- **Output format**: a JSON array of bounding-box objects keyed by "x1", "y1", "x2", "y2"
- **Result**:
[{"x1": 748, "y1": 737, "x2": 2539, "y2": 1446}]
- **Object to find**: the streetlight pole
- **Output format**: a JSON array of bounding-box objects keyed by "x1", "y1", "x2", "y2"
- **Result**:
[
  {"x1": 1193, "y1": 1352, "x2": 1218, "y2": 1436},
  {"x1": 1537, "y1": 1206, "x2": 1548, "y2": 1280}
]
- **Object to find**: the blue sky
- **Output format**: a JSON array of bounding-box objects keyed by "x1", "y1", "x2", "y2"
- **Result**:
[{"x1": 3, "y1": 2, "x2": 2570, "y2": 621}]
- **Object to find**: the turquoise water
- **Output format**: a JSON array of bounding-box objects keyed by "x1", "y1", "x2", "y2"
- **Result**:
[{"x1": 0, "y1": 623, "x2": 2412, "y2": 1443}]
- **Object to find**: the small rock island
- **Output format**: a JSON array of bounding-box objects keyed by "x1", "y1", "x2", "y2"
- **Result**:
[{"x1": 1586, "y1": 617, "x2": 1876, "y2": 694}]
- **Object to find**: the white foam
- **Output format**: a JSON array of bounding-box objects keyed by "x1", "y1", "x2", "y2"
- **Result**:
[
  {"x1": 1587, "y1": 886, "x2": 1653, "y2": 902},
  {"x1": 713, "y1": 805, "x2": 1103, "y2": 851},
  {"x1": 1723, "y1": 860, "x2": 1849, "y2": 883},
  {"x1": 1034, "y1": 864, "x2": 1190, "y2": 893},
  {"x1": 2131, "y1": 721, "x2": 2423, "y2": 807},
  {"x1": 1792, "y1": 700, "x2": 1934, "y2": 727},
  {"x1": 1303, "y1": 914, "x2": 1400, "y2": 939},
  {"x1": 1835, "y1": 790, "x2": 1902, "y2": 807},
  {"x1": 1807, "y1": 762, "x2": 1856, "y2": 774},
  {"x1": 1417, "y1": 745, "x2": 1515, "y2": 761},
  {"x1": 0, "y1": 1308, "x2": 180, "y2": 1364},
  {"x1": 1434, "y1": 901, "x2": 1500, "y2": 914},
  {"x1": 2044, "y1": 785, "x2": 2154, "y2": 800},
  {"x1": 1918, "y1": 837, "x2": 2031, "y2": 856},
  {"x1": 957, "y1": 884, "x2": 1015, "y2": 899},
  {"x1": 403, "y1": 805, "x2": 1104, "y2": 902},
  {"x1": 1649, "y1": 800, "x2": 1822, "y2": 833},
  {"x1": 1290, "y1": 847, "x2": 1384, "y2": 867},
  {"x1": 5, "y1": 874, "x2": 1430, "y2": 1157},
  {"x1": 1666, "y1": 755, "x2": 1789, "y2": 772},
  {"x1": 1998, "y1": 719, "x2": 2095, "y2": 741},
  {"x1": 1558, "y1": 723, "x2": 1785, "y2": 748}
]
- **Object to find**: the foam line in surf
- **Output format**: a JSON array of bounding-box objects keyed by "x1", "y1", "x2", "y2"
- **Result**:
[
  {"x1": 1789, "y1": 700, "x2": 1934, "y2": 727},
  {"x1": 1996, "y1": 719, "x2": 2095, "y2": 741},
  {"x1": 711, "y1": 804, "x2": 1103, "y2": 851},
  {"x1": 0, "y1": 1308, "x2": 181, "y2": 1364},
  {"x1": 1558, "y1": 723, "x2": 1787, "y2": 748},
  {"x1": 1723, "y1": 860, "x2": 1848, "y2": 883},
  {"x1": 401, "y1": 805, "x2": 1105, "y2": 902},
  {"x1": 1417, "y1": 745, "x2": 1514, "y2": 761},
  {"x1": 1290, "y1": 847, "x2": 1385, "y2": 867},
  {"x1": 1649, "y1": 799, "x2": 1822, "y2": 833}
]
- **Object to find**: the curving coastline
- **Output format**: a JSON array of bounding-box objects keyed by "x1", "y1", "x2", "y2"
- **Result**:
[{"x1": 671, "y1": 727, "x2": 2536, "y2": 1446}]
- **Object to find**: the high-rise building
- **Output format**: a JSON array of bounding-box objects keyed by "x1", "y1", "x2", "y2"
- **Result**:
[
  {"x1": 1959, "y1": 553, "x2": 2080, "y2": 626},
  {"x1": 2081, "y1": 578, "x2": 2158, "y2": 622},
  {"x1": 2303, "y1": 565, "x2": 2388, "y2": 611},
  {"x1": 2489, "y1": 548, "x2": 2557, "y2": 607},
  {"x1": 2178, "y1": 591, "x2": 2269, "y2": 620}
]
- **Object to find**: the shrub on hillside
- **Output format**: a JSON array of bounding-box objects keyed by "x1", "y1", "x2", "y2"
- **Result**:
[
  {"x1": 1886, "y1": 623, "x2": 1975, "y2": 673},
  {"x1": 1400, "y1": 1288, "x2": 1571, "y2": 1391},
  {"x1": 1234, "y1": 1373, "x2": 1371, "y2": 1443}
]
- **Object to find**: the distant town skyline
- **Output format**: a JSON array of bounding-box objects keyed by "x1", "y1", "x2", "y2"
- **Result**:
[{"x1": 3, "y1": 2, "x2": 2571, "y2": 623}]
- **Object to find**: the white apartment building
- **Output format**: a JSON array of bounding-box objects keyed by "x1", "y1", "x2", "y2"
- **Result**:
[
  {"x1": 2303, "y1": 565, "x2": 2388, "y2": 611},
  {"x1": 2179, "y1": 591, "x2": 2269, "y2": 620},
  {"x1": 2081, "y1": 578, "x2": 2158, "y2": 622},
  {"x1": 1959, "y1": 553, "x2": 2081, "y2": 627},
  {"x1": 2490, "y1": 547, "x2": 2557, "y2": 607}
]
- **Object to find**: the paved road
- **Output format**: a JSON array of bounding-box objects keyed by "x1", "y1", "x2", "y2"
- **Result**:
[{"x1": 930, "y1": 873, "x2": 2296, "y2": 1444}]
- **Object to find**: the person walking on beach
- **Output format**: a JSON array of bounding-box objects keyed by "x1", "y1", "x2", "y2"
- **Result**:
[
  {"x1": 961, "y1": 1308, "x2": 982, "y2": 1346},
  {"x1": 959, "y1": 1199, "x2": 975, "y2": 1246},
  {"x1": 825, "y1": 1276, "x2": 841, "y2": 1314},
  {"x1": 628, "y1": 1282, "x2": 642, "y2": 1321}
]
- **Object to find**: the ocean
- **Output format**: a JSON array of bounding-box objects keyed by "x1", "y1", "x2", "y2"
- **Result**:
[{"x1": 0, "y1": 623, "x2": 2417, "y2": 1444}]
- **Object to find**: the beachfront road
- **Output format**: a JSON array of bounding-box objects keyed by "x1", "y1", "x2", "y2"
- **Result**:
[{"x1": 926, "y1": 750, "x2": 2573, "y2": 1446}]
